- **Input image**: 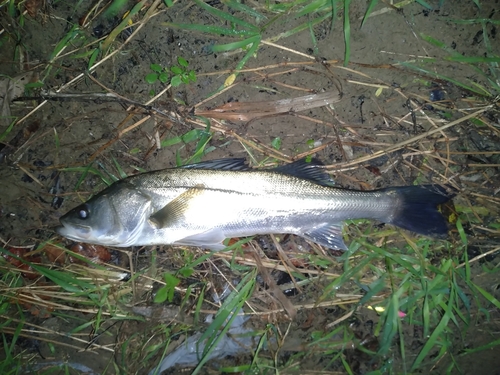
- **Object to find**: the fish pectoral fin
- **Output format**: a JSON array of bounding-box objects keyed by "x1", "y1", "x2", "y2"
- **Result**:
[
  {"x1": 175, "y1": 229, "x2": 227, "y2": 250},
  {"x1": 302, "y1": 223, "x2": 347, "y2": 251},
  {"x1": 149, "y1": 185, "x2": 205, "y2": 229}
]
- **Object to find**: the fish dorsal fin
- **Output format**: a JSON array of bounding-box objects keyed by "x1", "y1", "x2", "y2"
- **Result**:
[
  {"x1": 181, "y1": 158, "x2": 249, "y2": 171},
  {"x1": 302, "y1": 222, "x2": 347, "y2": 251},
  {"x1": 149, "y1": 185, "x2": 205, "y2": 229},
  {"x1": 272, "y1": 158, "x2": 334, "y2": 187}
]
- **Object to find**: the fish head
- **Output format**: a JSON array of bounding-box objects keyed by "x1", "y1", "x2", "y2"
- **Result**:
[{"x1": 57, "y1": 182, "x2": 152, "y2": 246}]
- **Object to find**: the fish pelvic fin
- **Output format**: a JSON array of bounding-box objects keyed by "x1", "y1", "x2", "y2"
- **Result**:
[
  {"x1": 174, "y1": 229, "x2": 227, "y2": 250},
  {"x1": 382, "y1": 185, "x2": 456, "y2": 237}
]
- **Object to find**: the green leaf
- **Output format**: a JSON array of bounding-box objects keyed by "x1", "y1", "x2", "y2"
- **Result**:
[
  {"x1": 161, "y1": 135, "x2": 182, "y2": 148},
  {"x1": 181, "y1": 129, "x2": 202, "y2": 143},
  {"x1": 145, "y1": 73, "x2": 158, "y2": 84},
  {"x1": 154, "y1": 273, "x2": 181, "y2": 303},
  {"x1": 178, "y1": 56, "x2": 189, "y2": 67},
  {"x1": 24, "y1": 81, "x2": 44, "y2": 90},
  {"x1": 171, "y1": 66, "x2": 183, "y2": 75},
  {"x1": 150, "y1": 63, "x2": 163, "y2": 73},
  {"x1": 179, "y1": 267, "x2": 194, "y2": 278},
  {"x1": 271, "y1": 137, "x2": 282, "y2": 150},
  {"x1": 154, "y1": 286, "x2": 169, "y2": 303},
  {"x1": 158, "y1": 72, "x2": 170, "y2": 83},
  {"x1": 188, "y1": 70, "x2": 197, "y2": 82},
  {"x1": 171, "y1": 75, "x2": 182, "y2": 87}
]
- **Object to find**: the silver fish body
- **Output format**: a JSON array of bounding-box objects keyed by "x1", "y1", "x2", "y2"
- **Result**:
[{"x1": 57, "y1": 158, "x2": 454, "y2": 250}]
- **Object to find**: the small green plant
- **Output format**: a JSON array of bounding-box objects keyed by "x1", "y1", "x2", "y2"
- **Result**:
[
  {"x1": 145, "y1": 56, "x2": 197, "y2": 88},
  {"x1": 154, "y1": 272, "x2": 181, "y2": 303}
]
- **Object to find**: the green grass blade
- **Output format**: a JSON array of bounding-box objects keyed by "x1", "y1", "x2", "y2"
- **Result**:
[
  {"x1": 192, "y1": 0, "x2": 259, "y2": 32},
  {"x1": 415, "y1": 0, "x2": 433, "y2": 9},
  {"x1": 49, "y1": 24, "x2": 81, "y2": 61},
  {"x1": 308, "y1": 19, "x2": 319, "y2": 56},
  {"x1": 211, "y1": 34, "x2": 261, "y2": 53},
  {"x1": 472, "y1": 284, "x2": 500, "y2": 309},
  {"x1": 208, "y1": 34, "x2": 261, "y2": 97},
  {"x1": 185, "y1": 126, "x2": 212, "y2": 164},
  {"x1": 357, "y1": 275, "x2": 386, "y2": 306},
  {"x1": 320, "y1": 252, "x2": 376, "y2": 301},
  {"x1": 295, "y1": 0, "x2": 329, "y2": 18},
  {"x1": 88, "y1": 47, "x2": 101, "y2": 70},
  {"x1": 161, "y1": 134, "x2": 182, "y2": 148},
  {"x1": 443, "y1": 56, "x2": 500, "y2": 63},
  {"x1": 269, "y1": 12, "x2": 330, "y2": 42},
  {"x1": 460, "y1": 338, "x2": 500, "y2": 355},
  {"x1": 192, "y1": 271, "x2": 256, "y2": 374},
  {"x1": 378, "y1": 294, "x2": 399, "y2": 355},
  {"x1": 236, "y1": 36, "x2": 261, "y2": 71},
  {"x1": 30, "y1": 264, "x2": 95, "y2": 293},
  {"x1": 102, "y1": 0, "x2": 145, "y2": 50},
  {"x1": 221, "y1": 0, "x2": 267, "y2": 23},
  {"x1": 449, "y1": 18, "x2": 500, "y2": 25},
  {"x1": 103, "y1": 0, "x2": 130, "y2": 18},
  {"x1": 400, "y1": 62, "x2": 493, "y2": 97},
  {"x1": 422, "y1": 280, "x2": 430, "y2": 338},
  {"x1": 0, "y1": 119, "x2": 16, "y2": 142},
  {"x1": 61, "y1": 165, "x2": 112, "y2": 186},
  {"x1": 411, "y1": 281, "x2": 455, "y2": 371},
  {"x1": 0, "y1": 247, "x2": 96, "y2": 293},
  {"x1": 361, "y1": 0, "x2": 379, "y2": 28},
  {"x1": 112, "y1": 157, "x2": 128, "y2": 179},
  {"x1": 343, "y1": 0, "x2": 351, "y2": 66},
  {"x1": 163, "y1": 22, "x2": 255, "y2": 37}
]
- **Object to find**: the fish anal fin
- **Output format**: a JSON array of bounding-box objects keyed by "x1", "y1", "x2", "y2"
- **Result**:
[
  {"x1": 302, "y1": 223, "x2": 347, "y2": 251},
  {"x1": 149, "y1": 184, "x2": 205, "y2": 229}
]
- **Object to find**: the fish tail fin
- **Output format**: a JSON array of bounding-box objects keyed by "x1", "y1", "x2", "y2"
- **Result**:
[{"x1": 382, "y1": 185, "x2": 455, "y2": 237}]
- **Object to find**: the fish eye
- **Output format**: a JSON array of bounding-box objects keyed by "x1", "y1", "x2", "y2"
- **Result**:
[{"x1": 78, "y1": 205, "x2": 90, "y2": 220}]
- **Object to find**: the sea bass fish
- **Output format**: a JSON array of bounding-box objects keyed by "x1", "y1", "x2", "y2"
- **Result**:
[{"x1": 57, "y1": 158, "x2": 455, "y2": 251}]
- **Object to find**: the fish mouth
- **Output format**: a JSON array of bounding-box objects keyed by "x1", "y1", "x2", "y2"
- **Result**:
[{"x1": 56, "y1": 223, "x2": 91, "y2": 241}]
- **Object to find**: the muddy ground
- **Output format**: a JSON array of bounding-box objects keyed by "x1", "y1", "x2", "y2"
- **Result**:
[{"x1": 0, "y1": 0, "x2": 499, "y2": 374}]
